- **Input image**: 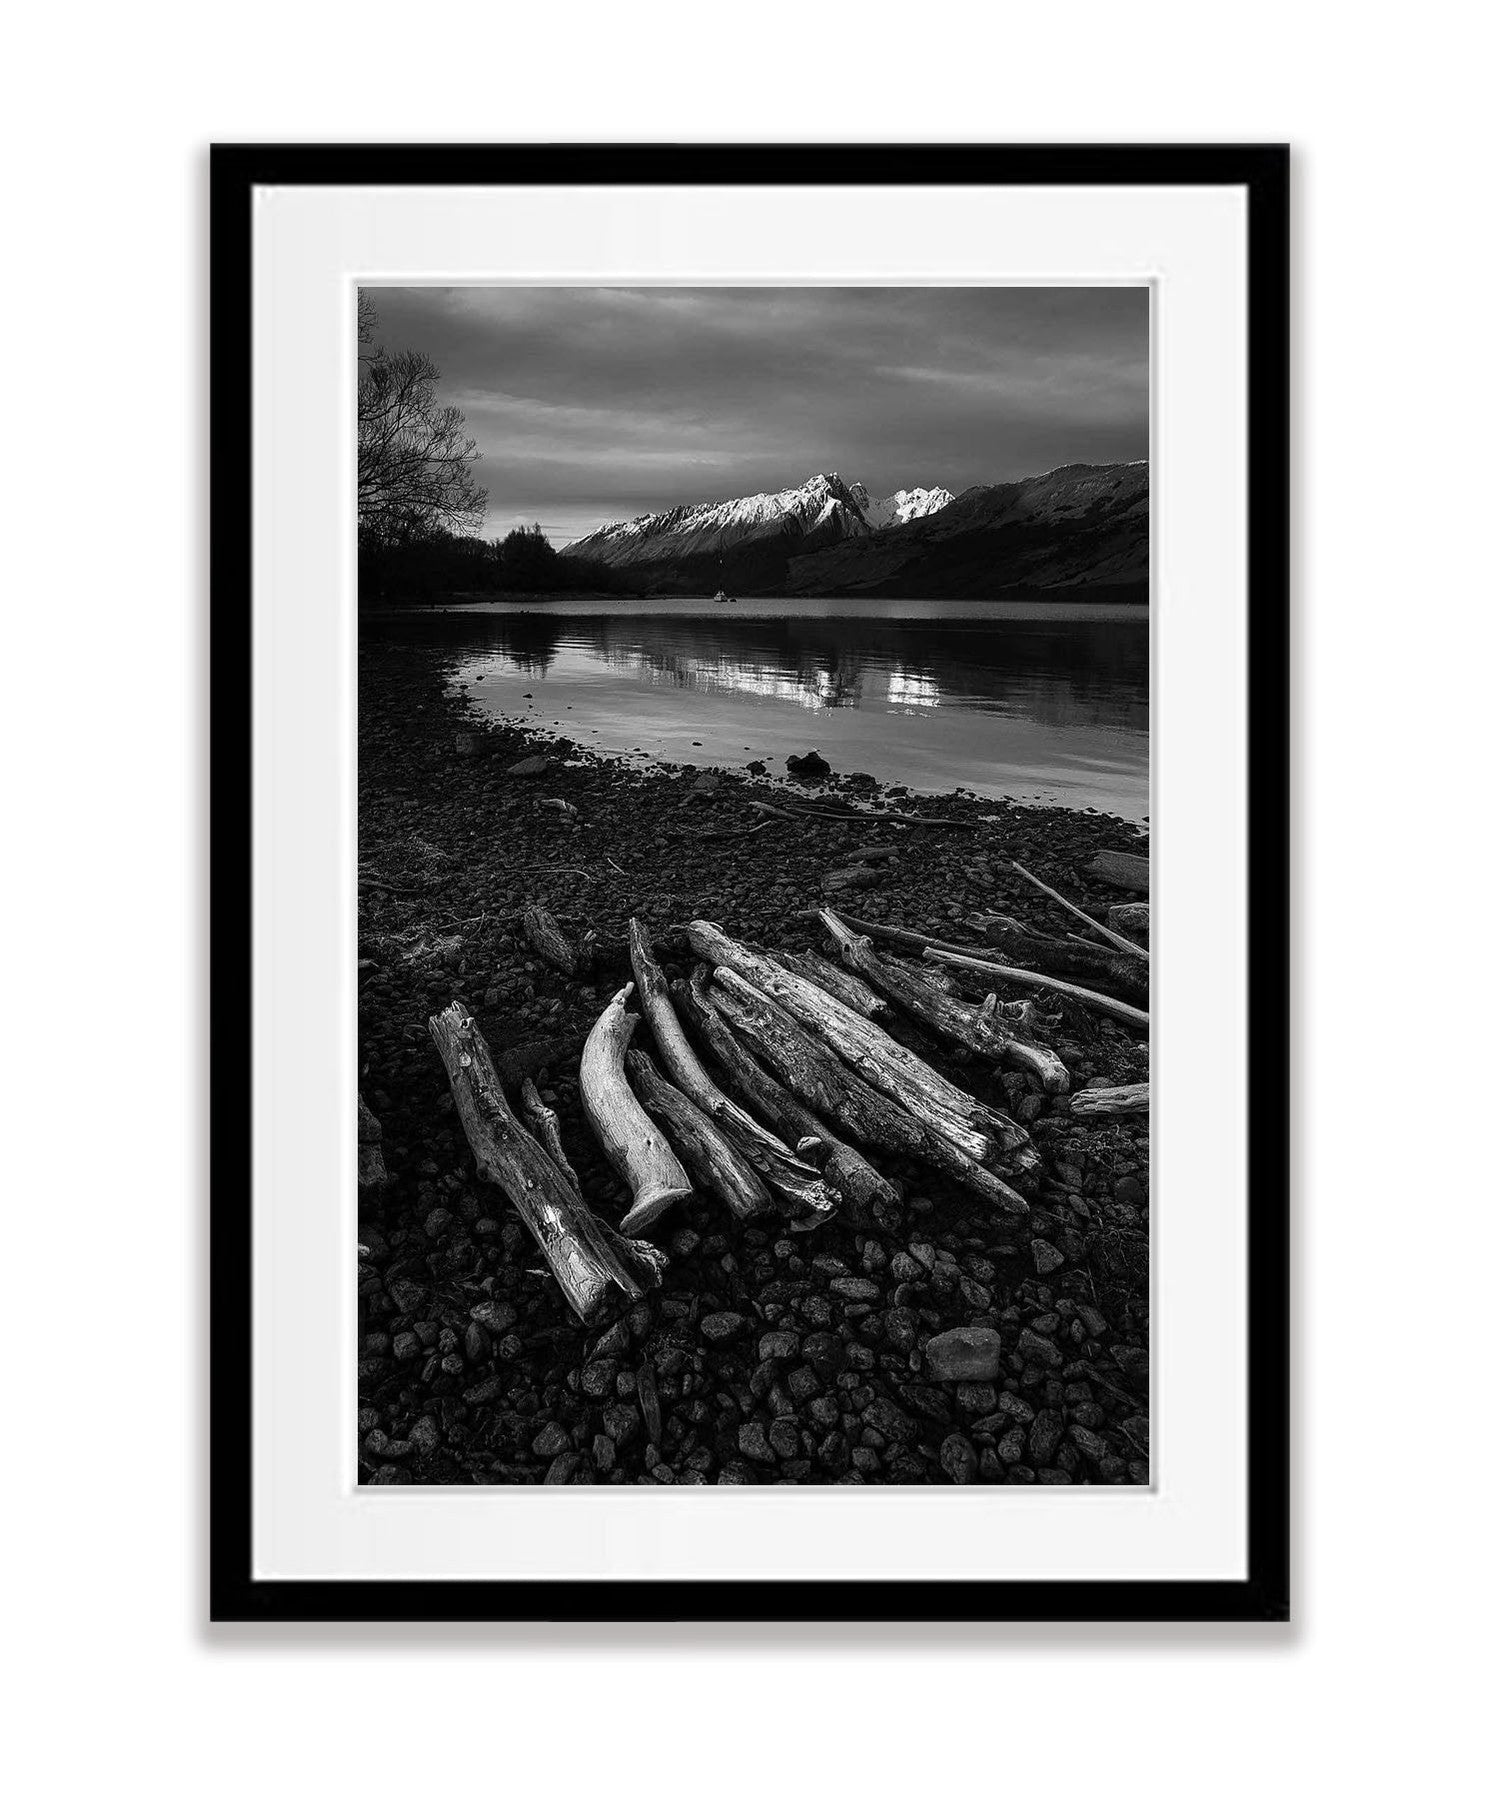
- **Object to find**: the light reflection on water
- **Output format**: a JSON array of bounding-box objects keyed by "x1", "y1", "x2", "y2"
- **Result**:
[{"x1": 368, "y1": 596, "x2": 1149, "y2": 821}]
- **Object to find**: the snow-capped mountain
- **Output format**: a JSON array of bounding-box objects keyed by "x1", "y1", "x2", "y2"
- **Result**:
[
  {"x1": 567, "y1": 473, "x2": 874, "y2": 571},
  {"x1": 857, "y1": 485, "x2": 956, "y2": 530},
  {"x1": 560, "y1": 463, "x2": 1143, "y2": 601},
  {"x1": 566, "y1": 472, "x2": 958, "y2": 573}
]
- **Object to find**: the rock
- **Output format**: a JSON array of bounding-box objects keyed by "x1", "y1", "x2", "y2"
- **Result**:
[
  {"x1": 1115, "y1": 1174, "x2": 1146, "y2": 1206},
  {"x1": 758, "y1": 1330, "x2": 800, "y2": 1363},
  {"x1": 1017, "y1": 1327, "x2": 1064, "y2": 1370},
  {"x1": 688, "y1": 774, "x2": 720, "y2": 800},
  {"x1": 801, "y1": 1331, "x2": 847, "y2": 1381},
  {"x1": 956, "y1": 1382, "x2": 998, "y2": 1415},
  {"x1": 592, "y1": 1433, "x2": 615, "y2": 1474},
  {"x1": 1032, "y1": 1239, "x2": 1066, "y2": 1276},
  {"x1": 531, "y1": 1421, "x2": 571, "y2": 1458},
  {"x1": 408, "y1": 1415, "x2": 441, "y2": 1456},
  {"x1": 925, "y1": 1326, "x2": 1003, "y2": 1383},
  {"x1": 940, "y1": 1433, "x2": 979, "y2": 1484},
  {"x1": 391, "y1": 1330, "x2": 421, "y2": 1362},
  {"x1": 829, "y1": 1276, "x2": 881, "y2": 1303},
  {"x1": 1068, "y1": 1424, "x2": 1108, "y2": 1463},
  {"x1": 507, "y1": 755, "x2": 554, "y2": 778},
  {"x1": 738, "y1": 1422, "x2": 776, "y2": 1465},
  {"x1": 701, "y1": 1312, "x2": 747, "y2": 1343},
  {"x1": 996, "y1": 1426, "x2": 1027, "y2": 1464},
  {"x1": 580, "y1": 1360, "x2": 616, "y2": 1399},
  {"x1": 1028, "y1": 1409, "x2": 1064, "y2": 1465},
  {"x1": 388, "y1": 1278, "x2": 425, "y2": 1313},
  {"x1": 470, "y1": 1300, "x2": 518, "y2": 1335},
  {"x1": 601, "y1": 1403, "x2": 639, "y2": 1447},
  {"x1": 861, "y1": 1397, "x2": 919, "y2": 1444},
  {"x1": 768, "y1": 1419, "x2": 802, "y2": 1460},
  {"x1": 462, "y1": 1375, "x2": 504, "y2": 1406},
  {"x1": 786, "y1": 1366, "x2": 821, "y2": 1403},
  {"x1": 786, "y1": 750, "x2": 832, "y2": 778}
]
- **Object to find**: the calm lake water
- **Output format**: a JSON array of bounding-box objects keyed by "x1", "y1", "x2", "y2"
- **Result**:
[{"x1": 369, "y1": 597, "x2": 1149, "y2": 823}]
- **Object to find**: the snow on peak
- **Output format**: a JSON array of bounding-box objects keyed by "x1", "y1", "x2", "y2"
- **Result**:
[{"x1": 861, "y1": 486, "x2": 956, "y2": 530}]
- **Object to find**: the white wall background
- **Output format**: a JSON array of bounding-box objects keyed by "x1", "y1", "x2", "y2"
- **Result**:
[{"x1": 4, "y1": 3, "x2": 1493, "y2": 1794}]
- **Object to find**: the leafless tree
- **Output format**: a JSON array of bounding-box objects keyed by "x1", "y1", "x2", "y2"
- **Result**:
[{"x1": 357, "y1": 297, "x2": 486, "y2": 543}]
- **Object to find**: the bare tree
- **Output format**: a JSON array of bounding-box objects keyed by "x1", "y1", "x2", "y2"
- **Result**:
[{"x1": 357, "y1": 297, "x2": 486, "y2": 544}]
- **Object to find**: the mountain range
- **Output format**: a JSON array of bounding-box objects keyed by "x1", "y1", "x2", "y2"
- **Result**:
[{"x1": 564, "y1": 462, "x2": 1147, "y2": 600}]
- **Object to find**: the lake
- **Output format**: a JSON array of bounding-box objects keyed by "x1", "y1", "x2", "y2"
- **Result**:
[{"x1": 368, "y1": 597, "x2": 1149, "y2": 823}]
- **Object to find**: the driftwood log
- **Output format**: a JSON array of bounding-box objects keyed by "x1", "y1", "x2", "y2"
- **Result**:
[
  {"x1": 767, "y1": 948, "x2": 891, "y2": 1021},
  {"x1": 580, "y1": 984, "x2": 693, "y2": 1235},
  {"x1": 522, "y1": 906, "x2": 588, "y2": 978},
  {"x1": 519, "y1": 1077, "x2": 581, "y2": 1193},
  {"x1": 627, "y1": 919, "x2": 835, "y2": 1224},
  {"x1": 819, "y1": 909, "x2": 1069, "y2": 1095},
  {"x1": 428, "y1": 1002, "x2": 664, "y2": 1323},
  {"x1": 707, "y1": 969, "x2": 1030, "y2": 1219},
  {"x1": 1070, "y1": 1082, "x2": 1150, "y2": 1116},
  {"x1": 1010, "y1": 860, "x2": 1148, "y2": 962},
  {"x1": 687, "y1": 920, "x2": 1031, "y2": 1170},
  {"x1": 625, "y1": 1049, "x2": 774, "y2": 1221},
  {"x1": 923, "y1": 947, "x2": 1150, "y2": 1031},
  {"x1": 822, "y1": 866, "x2": 885, "y2": 894},
  {"x1": 676, "y1": 972, "x2": 900, "y2": 1219},
  {"x1": 976, "y1": 913, "x2": 1150, "y2": 1006}
]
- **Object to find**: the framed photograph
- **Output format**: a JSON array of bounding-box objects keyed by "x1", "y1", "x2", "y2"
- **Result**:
[{"x1": 211, "y1": 144, "x2": 1288, "y2": 1622}]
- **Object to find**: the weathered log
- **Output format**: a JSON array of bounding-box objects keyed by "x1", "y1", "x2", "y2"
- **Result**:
[
  {"x1": 627, "y1": 919, "x2": 835, "y2": 1223},
  {"x1": 822, "y1": 866, "x2": 885, "y2": 894},
  {"x1": 522, "y1": 906, "x2": 584, "y2": 978},
  {"x1": 520, "y1": 1077, "x2": 581, "y2": 1194},
  {"x1": 428, "y1": 1002, "x2": 664, "y2": 1323},
  {"x1": 1107, "y1": 902, "x2": 1150, "y2": 945},
  {"x1": 794, "y1": 909, "x2": 988, "y2": 964},
  {"x1": 767, "y1": 948, "x2": 891, "y2": 1021},
  {"x1": 1083, "y1": 849, "x2": 1150, "y2": 893},
  {"x1": 1009, "y1": 860, "x2": 1148, "y2": 962},
  {"x1": 976, "y1": 913, "x2": 1149, "y2": 1006},
  {"x1": 1070, "y1": 1082, "x2": 1149, "y2": 1116},
  {"x1": 625, "y1": 1049, "x2": 774, "y2": 1222},
  {"x1": 923, "y1": 947, "x2": 1150, "y2": 1030},
  {"x1": 579, "y1": 984, "x2": 693, "y2": 1236},
  {"x1": 357, "y1": 1093, "x2": 389, "y2": 1189},
  {"x1": 819, "y1": 909, "x2": 1070, "y2": 1095},
  {"x1": 675, "y1": 973, "x2": 900, "y2": 1218},
  {"x1": 687, "y1": 920, "x2": 1027, "y2": 1168},
  {"x1": 707, "y1": 970, "x2": 1029, "y2": 1218}
]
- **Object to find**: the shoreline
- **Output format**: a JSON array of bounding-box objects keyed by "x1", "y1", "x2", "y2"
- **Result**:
[{"x1": 357, "y1": 645, "x2": 1150, "y2": 1487}]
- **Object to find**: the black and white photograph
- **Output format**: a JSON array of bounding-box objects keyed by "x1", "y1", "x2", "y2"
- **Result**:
[{"x1": 355, "y1": 283, "x2": 1152, "y2": 1490}]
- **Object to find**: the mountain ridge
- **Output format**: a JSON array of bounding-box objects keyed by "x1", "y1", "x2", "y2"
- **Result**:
[{"x1": 565, "y1": 461, "x2": 1146, "y2": 599}]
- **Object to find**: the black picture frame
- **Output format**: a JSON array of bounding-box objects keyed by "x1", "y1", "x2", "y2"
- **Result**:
[{"x1": 210, "y1": 143, "x2": 1289, "y2": 1625}]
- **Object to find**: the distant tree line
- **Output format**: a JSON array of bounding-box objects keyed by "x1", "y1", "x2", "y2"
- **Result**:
[
  {"x1": 358, "y1": 520, "x2": 641, "y2": 604},
  {"x1": 357, "y1": 296, "x2": 636, "y2": 605}
]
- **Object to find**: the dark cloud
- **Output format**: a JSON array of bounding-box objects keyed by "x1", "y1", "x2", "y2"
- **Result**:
[{"x1": 362, "y1": 286, "x2": 1148, "y2": 545}]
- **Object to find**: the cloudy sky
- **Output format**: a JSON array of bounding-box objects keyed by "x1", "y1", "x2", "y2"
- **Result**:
[{"x1": 363, "y1": 286, "x2": 1148, "y2": 547}]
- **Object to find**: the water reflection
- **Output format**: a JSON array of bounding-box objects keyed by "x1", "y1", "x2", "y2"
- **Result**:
[{"x1": 365, "y1": 598, "x2": 1149, "y2": 819}]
